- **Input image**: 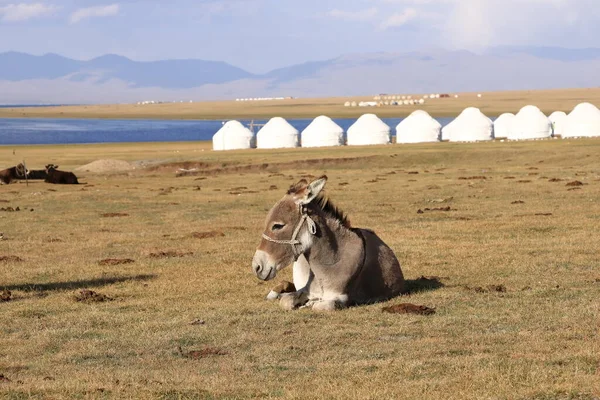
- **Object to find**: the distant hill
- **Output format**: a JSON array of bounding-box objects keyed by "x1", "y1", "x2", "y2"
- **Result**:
[
  {"x1": 1, "y1": 47, "x2": 599, "y2": 104},
  {"x1": 0, "y1": 51, "x2": 254, "y2": 89}
]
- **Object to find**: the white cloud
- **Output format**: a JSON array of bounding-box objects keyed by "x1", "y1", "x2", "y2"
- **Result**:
[
  {"x1": 379, "y1": 7, "x2": 417, "y2": 30},
  {"x1": 69, "y1": 3, "x2": 119, "y2": 24},
  {"x1": 0, "y1": 2, "x2": 57, "y2": 22},
  {"x1": 325, "y1": 7, "x2": 378, "y2": 22},
  {"x1": 377, "y1": 0, "x2": 599, "y2": 49}
]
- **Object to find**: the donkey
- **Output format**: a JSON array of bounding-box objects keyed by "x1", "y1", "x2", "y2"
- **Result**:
[
  {"x1": 45, "y1": 164, "x2": 79, "y2": 184},
  {"x1": 252, "y1": 176, "x2": 405, "y2": 311},
  {"x1": 0, "y1": 163, "x2": 28, "y2": 184}
]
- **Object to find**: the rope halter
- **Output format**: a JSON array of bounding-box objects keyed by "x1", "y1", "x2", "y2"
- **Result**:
[{"x1": 261, "y1": 205, "x2": 317, "y2": 256}]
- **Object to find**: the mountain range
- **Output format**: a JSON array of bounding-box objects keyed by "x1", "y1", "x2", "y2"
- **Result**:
[{"x1": 1, "y1": 46, "x2": 600, "y2": 104}]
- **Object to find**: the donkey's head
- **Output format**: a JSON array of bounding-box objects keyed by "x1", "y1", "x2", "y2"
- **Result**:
[{"x1": 252, "y1": 176, "x2": 327, "y2": 281}]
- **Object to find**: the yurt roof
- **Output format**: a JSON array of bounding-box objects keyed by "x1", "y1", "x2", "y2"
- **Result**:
[
  {"x1": 215, "y1": 120, "x2": 253, "y2": 137},
  {"x1": 258, "y1": 117, "x2": 299, "y2": 136},
  {"x1": 347, "y1": 113, "x2": 390, "y2": 134},
  {"x1": 442, "y1": 107, "x2": 493, "y2": 141},
  {"x1": 302, "y1": 115, "x2": 344, "y2": 135}
]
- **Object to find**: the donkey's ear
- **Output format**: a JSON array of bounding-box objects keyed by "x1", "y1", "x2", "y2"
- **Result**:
[{"x1": 298, "y1": 175, "x2": 327, "y2": 205}]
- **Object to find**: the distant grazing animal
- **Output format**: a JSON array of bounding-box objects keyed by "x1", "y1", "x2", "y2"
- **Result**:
[
  {"x1": 44, "y1": 164, "x2": 79, "y2": 184},
  {"x1": 252, "y1": 175, "x2": 405, "y2": 311},
  {"x1": 0, "y1": 163, "x2": 28, "y2": 184},
  {"x1": 26, "y1": 169, "x2": 48, "y2": 180}
]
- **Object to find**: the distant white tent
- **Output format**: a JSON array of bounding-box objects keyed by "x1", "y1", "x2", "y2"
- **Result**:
[
  {"x1": 256, "y1": 117, "x2": 299, "y2": 149},
  {"x1": 441, "y1": 107, "x2": 493, "y2": 142},
  {"x1": 347, "y1": 114, "x2": 391, "y2": 146},
  {"x1": 212, "y1": 120, "x2": 255, "y2": 151},
  {"x1": 549, "y1": 111, "x2": 567, "y2": 136},
  {"x1": 301, "y1": 116, "x2": 344, "y2": 148},
  {"x1": 509, "y1": 105, "x2": 552, "y2": 140},
  {"x1": 563, "y1": 102, "x2": 600, "y2": 138},
  {"x1": 396, "y1": 110, "x2": 441, "y2": 143},
  {"x1": 493, "y1": 113, "x2": 515, "y2": 139}
]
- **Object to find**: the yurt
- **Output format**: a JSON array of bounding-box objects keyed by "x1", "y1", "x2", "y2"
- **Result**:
[
  {"x1": 347, "y1": 114, "x2": 391, "y2": 146},
  {"x1": 256, "y1": 117, "x2": 299, "y2": 149},
  {"x1": 441, "y1": 107, "x2": 493, "y2": 142},
  {"x1": 396, "y1": 110, "x2": 441, "y2": 143},
  {"x1": 563, "y1": 103, "x2": 600, "y2": 138},
  {"x1": 509, "y1": 105, "x2": 552, "y2": 140},
  {"x1": 301, "y1": 116, "x2": 344, "y2": 148},
  {"x1": 549, "y1": 111, "x2": 567, "y2": 136},
  {"x1": 212, "y1": 120, "x2": 255, "y2": 151},
  {"x1": 493, "y1": 113, "x2": 515, "y2": 139}
]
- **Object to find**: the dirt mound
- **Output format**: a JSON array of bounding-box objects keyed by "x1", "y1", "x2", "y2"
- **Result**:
[
  {"x1": 75, "y1": 159, "x2": 134, "y2": 173},
  {"x1": 98, "y1": 258, "x2": 135, "y2": 266},
  {"x1": 74, "y1": 289, "x2": 113, "y2": 303},
  {"x1": 0, "y1": 255, "x2": 23, "y2": 263},
  {"x1": 465, "y1": 284, "x2": 507, "y2": 293},
  {"x1": 191, "y1": 231, "x2": 224, "y2": 239},
  {"x1": 1, "y1": 289, "x2": 12, "y2": 302},
  {"x1": 382, "y1": 303, "x2": 436, "y2": 315},
  {"x1": 149, "y1": 250, "x2": 193, "y2": 259},
  {"x1": 178, "y1": 346, "x2": 228, "y2": 359},
  {"x1": 101, "y1": 213, "x2": 129, "y2": 218},
  {"x1": 417, "y1": 206, "x2": 454, "y2": 214}
]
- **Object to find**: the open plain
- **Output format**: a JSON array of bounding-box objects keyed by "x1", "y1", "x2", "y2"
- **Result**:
[
  {"x1": 1, "y1": 139, "x2": 599, "y2": 399},
  {"x1": 2, "y1": 88, "x2": 600, "y2": 120}
]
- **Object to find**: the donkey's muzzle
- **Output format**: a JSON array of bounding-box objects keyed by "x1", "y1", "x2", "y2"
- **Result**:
[{"x1": 252, "y1": 250, "x2": 277, "y2": 281}]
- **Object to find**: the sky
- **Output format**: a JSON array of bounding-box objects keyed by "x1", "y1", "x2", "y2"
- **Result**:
[{"x1": 0, "y1": 0, "x2": 598, "y2": 73}]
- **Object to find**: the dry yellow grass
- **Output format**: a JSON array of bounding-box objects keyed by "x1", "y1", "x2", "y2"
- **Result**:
[
  {"x1": 1, "y1": 139, "x2": 599, "y2": 399},
  {"x1": 1, "y1": 88, "x2": 600, "y2": 120}
]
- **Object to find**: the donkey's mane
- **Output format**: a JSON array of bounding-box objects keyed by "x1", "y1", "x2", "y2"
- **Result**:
[
  {"x1": 315, "y1": 193, "x2": 351, "y2": 228},
  {"x1": 287, "y1": 179, "x2": 351, "y2": 228}
]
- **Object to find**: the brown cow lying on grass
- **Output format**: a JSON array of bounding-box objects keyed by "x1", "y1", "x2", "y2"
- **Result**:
[
  {"x1": 0, "y1": 163, "x2": 28, "y2": 184},
  {"x1": 45, "y1": 164, "x2": 79, "y2": 184}
]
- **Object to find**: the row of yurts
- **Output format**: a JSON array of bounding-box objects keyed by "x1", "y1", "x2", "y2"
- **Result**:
[{"x1": 212, "y1": 102, "x2": 600, "y2": 150}]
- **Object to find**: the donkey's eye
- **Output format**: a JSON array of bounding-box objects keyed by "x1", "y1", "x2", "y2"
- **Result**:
[{"x1": 271, "y1": 223, "x2": 285, "y2": 231}]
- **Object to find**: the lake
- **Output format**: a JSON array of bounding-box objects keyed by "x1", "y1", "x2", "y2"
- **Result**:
[{"x1": 0, "y1": 117, "x2": 455, "y2": 145}]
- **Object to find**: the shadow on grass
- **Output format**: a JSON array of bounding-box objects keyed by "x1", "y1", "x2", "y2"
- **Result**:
[
  {"x1": 402, "y1": 276, "x2": 445, "y2": 295},
  {"x1": 1, "y1": 274, "x2": 156, "y2": 292}
]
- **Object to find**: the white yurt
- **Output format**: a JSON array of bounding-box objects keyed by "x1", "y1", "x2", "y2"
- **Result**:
[
  {"x1": 396, "y1": 110, "x2": 441, "y2": 143},
  {"x1": 441, "y1": 107, "x2": 493, "y2": 142},
  {"x1": 509, "y1": 105, "x2": 552, "y2": 140},
  {"x1": 549, "y1": 111, "x2": 567, "y2": 136},
  {"x1": 256, "y1": 117, "x2": 299, "y2": 149},
  {"x1": 347, "y1": 114, "x2": 391, "y2": 146},
  {"x1": 212, "y1": 120, "x2": 255, "y2": 151},
  {"x1": 563, "y1": 102, "x2": 600, "y2": 138},
  {"x1": 301, "y1": 116, "x2": 344, "y2": 148},
  {"x1": 493, "y1": 113, "x2": 515, "y2": 139}
]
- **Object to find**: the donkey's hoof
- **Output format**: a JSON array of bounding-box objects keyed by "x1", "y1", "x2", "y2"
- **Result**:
[
  {"x1": 266, "y1": 290, "x2": 280, "y2": 301},
  {"x1": 279, "y1": 293, "x2": 298, "y2": 310}
]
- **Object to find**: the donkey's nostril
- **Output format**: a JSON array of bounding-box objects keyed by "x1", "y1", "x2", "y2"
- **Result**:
[{"x1": 253, "y1": 263, "x2": 262, "y2": 274}]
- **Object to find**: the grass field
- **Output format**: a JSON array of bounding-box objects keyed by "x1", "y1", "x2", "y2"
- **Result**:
[
  {"x1": 1, "y1": 139, "x2": 599, "y2": 399},
  {"x1": 1, "y1": 88, "x2": 600, "y2": 121}
]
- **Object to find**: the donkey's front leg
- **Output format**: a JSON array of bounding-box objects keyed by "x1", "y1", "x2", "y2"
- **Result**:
[
  {"x1": 279, "y1": 290, "x2": 309, "y2": 310},
  {"x1": 266, "y1": 280, "x2": 296, "y2": 301}
]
